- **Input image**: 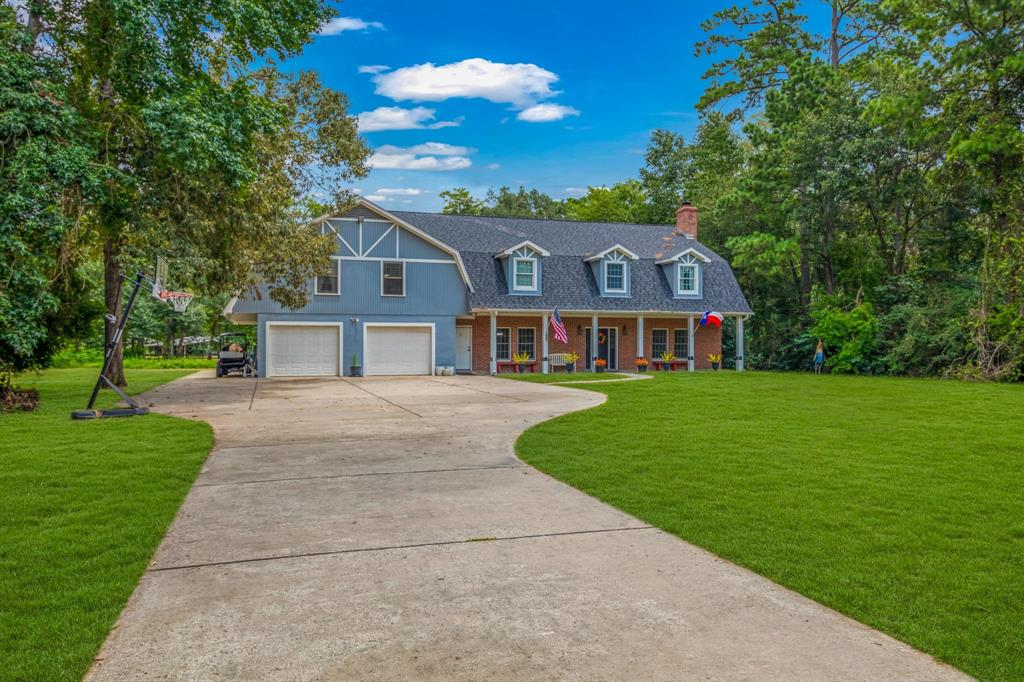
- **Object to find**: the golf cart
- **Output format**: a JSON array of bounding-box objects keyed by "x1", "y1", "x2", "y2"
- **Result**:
[{"x1": 216, "y1": 332, "x2": 255, "y2": 377}]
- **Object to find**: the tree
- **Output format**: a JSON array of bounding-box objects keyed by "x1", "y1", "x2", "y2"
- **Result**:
[
  {"x1": 16, "y1": 0, "x2": 369, "y2": 386},
  {"x1": 439, "y1": 186, "x2": 567, "y2": 219},
  {"x1": 564, "y1": 181, "x2": 651, "y2": 223},
  {"x1": 639, "y1": 129, "x2": 691, "y2": 224},
  {"x1": 0, "y1": 6, "x2": 98, "y2": 388}
]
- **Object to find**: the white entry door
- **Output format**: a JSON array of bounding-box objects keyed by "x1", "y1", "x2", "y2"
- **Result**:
[
  {"x1": 365, "y1": 325, "x2": 433, "y2": 375},
  {"x1": 267, "y1": 324, "x2": 340, "y2": 377},
  {"x1": 455, "y1": 326, "x2": 473, "y2": 371}
]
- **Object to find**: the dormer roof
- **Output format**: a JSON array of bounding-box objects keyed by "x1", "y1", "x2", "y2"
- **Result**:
[
  {"x1": 655, "y1": 247, "x2": 712, "y2": 265},
  {"x1": 495, "y1": 240, "x2": 551, "y2": 258},
  {"x1": 583, "y1": 244, "x2": 640, "y2": 262}
]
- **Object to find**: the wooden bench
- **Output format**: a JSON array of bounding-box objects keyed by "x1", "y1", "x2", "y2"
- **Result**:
[{"x1": 548, "y1": 353, "x2": 570, "y2": 371}]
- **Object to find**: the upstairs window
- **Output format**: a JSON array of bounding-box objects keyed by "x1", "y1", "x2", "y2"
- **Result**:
[
  {"x1": 677, "y1": 263, "x2": 698, "y2": 295},
  {"x1": 315, "y1": 259, "x2": 340, "y2": 295},
  {"x1": 381, "y1": 261, "x2": 405, "y2": 296},
  {"x1": 513, "y1": 257, "x2": 537, "y2": 291},
  {"x1": 605, "y1": 261, "x2": 625, "y2": 292}
]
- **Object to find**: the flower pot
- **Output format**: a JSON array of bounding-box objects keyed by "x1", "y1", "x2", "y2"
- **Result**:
[
  {"x1": 517, "y1": 363, "x2": 527, "y2": 374},
  {"x1": 566, "y1": 362, "x2": 575, "y2": 373},
  {"x1": 662, "y1": 363, "x2": 671, "y2": 371},
  {"x1": 596, "y1": 366, "x2": 605, "y2": 373},
  {"x1": 712, "y1": 362, "x2": 720, "y2": 371},
  {"x1": 350, "y1": 366, "x2": 362, "y2": 377},
  {"x1": 637, "y1": 365, "x2": 647, "y2": 373}
]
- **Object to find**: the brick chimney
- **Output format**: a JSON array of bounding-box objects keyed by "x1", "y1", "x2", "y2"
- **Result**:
[{"x1": 675, "y1": 202, "x2": 698, "y2": 240}]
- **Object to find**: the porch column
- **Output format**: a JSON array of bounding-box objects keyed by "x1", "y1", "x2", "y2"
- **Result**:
[
  {"x1": 637, "y1": 315, "x2": 645, "y2": 360},
  {"x1": 591, "y1": 314, "x2": 599, "y2": 370},
  {"x1": 542, "y1": 312, "x2": 549, "y2": 374},
  {"x1": 489, "y1": 311, "x2": 497, "y2": 375},
  {"x1": 736, "y1": 316, "x2": 745, "y2": 372},
  {"x1": 687, "y1": 315, "x2": 695, "y2": 372}
]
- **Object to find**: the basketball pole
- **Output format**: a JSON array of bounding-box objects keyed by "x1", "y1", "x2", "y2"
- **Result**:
[{"x1": 72, "y1": 272, "x2": 151, "y2": 420}]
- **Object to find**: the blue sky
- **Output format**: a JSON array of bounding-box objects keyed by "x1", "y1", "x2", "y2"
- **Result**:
[{"x1": 292, "y1": 0, "x2": 739, "y2": 211}]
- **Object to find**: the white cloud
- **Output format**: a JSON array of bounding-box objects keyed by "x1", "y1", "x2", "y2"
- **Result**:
[
  {"x1": 368, "y1": 154, "x2": 471, "y2": 171},
  {"x1": 373, "y1": 58, "x2": 560, "y2": 107},
  {"x1": 356, "y1": 106, "x2": 462, "y2": 132},
  {"x1": 365, "y1": 194, "x2": 388, "y2": 201},
  {"x1": 375, "y1": 188, "x2": 424, "y2": 196},
  {"x1": 358, "y1": 64, "x2": 390, "y2": 74},
  {"x1": 517, "y1": 103, "x2": 580, "y2": 123},
  {"x1": 376, "y1": 142, "x2": 474, "y2": 156},
  {"x1": 486, "y1": 163, "x2": 501, "y2": 170},
  {"x1": 319, "y1": 17, "x2": 384, "y2": 35},
  {"x1": 564, "y1": 187, "x2": 587, "y2": 195}
]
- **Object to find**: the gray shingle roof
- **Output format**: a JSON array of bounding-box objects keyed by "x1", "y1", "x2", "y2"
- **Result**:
[{"x1": 391, "y1": 211, "x2": 752, "y2": 314}]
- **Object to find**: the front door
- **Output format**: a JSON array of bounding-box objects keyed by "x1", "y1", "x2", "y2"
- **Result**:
[
  {"x1": 585, "y1": 327, "x2": 618, "y2": 370},
  {"x1": 455, "y1": 326, "x2": 473, "y2": 371}
]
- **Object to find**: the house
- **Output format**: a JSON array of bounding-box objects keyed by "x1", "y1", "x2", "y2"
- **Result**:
[{"x1": 224, "y1": 199, "x2": 752, "y2": 377}]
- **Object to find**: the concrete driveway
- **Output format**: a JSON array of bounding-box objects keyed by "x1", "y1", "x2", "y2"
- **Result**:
[{"x1": 88, "y1": 373, "x2": 966, "y2": 681}]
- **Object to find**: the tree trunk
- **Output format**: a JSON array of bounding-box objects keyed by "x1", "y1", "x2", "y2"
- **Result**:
[
  {"x1": 103, "y1": 238, "x2": 127, "y2": 386},
  {"x1": 829, "y1": 2, "x2": 841, "y2": 68}
]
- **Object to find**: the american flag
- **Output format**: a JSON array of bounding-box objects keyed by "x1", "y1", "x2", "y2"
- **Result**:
[{"x1": 550, "y1": 308, "x2": 569, "y2": 344}]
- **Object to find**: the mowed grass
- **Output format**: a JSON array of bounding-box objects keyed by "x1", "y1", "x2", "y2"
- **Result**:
[
  {"x1": 501, "y1": 371, "x2": 629, "y2": 383},
  {"x1": 0, "y1": 369, "x2": 212, "y2": 681},
  {"x1": 516, "y1": 372, "x2": 1024, "y2": 680}
]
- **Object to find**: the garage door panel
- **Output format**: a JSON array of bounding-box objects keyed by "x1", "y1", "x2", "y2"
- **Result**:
[
  {"x1": 269, "y1": 325, "x2": 340, "y2": 376},
  {"x1": 365, "y1": 326, "x2": 432, "y2": 376}
]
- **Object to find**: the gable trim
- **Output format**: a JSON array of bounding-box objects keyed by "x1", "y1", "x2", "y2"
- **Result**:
[
  {"x1": 655, "y1": 247, "x2": 711, "y2": 265},
  {"x1": 496, "y1": 240, "x2": 551, "y2": 258},
  {"x1": 317, "y1": 199, "x2": 475, "y2": 293},
  {"x1": 584, "y1": 244, "x2": 640, "y2": 262}
]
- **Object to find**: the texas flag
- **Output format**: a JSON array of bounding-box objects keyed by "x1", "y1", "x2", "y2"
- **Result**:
[{"x1": 699, "y1": 310, "x2": 724, "y2": 328}]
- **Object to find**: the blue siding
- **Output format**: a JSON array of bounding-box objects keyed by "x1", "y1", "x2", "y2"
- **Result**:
[
  {"x1": 505, "y1": 249, "x2": 542, "y2": 296},
  {"x1": 233, "y1": 260, "x2": 468, "y2": 315},
  {"x1": 661, "y1": 262, "x2": 703, "y2": 298},
  {"x1": 257, "y1": 313, "x2": 456, "y2": 377}
]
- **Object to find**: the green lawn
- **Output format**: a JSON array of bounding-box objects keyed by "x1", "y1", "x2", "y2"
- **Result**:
[
  {"x1": 0, "y1": 369, "x2": 212, "y2": 681},
  {"x1": 516, "y1": 372, "x2": 1024, "y2": 681},
  {"x1": 501, "y1": 371, "x2": 629, "y2": 383}
]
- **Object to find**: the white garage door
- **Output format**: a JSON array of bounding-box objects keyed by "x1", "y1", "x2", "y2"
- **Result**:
[
  {"x1": 267, "y1": 325, "x2": 340, "y2": 376},
  {"x1": 365, "y1": 326, "x2": 433, "y2": 376}
]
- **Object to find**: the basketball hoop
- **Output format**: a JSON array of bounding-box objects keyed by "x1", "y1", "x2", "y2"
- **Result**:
[{"x1": 160, "y1": 290, "x2": 194, "y2": 313}]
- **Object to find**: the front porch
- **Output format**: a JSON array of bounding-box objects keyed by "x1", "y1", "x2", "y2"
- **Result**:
[{"x1": 458, "y1": 312, "x2": 746, "y2": 375}]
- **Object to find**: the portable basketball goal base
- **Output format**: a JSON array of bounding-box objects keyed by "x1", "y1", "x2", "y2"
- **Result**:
[{"x1": 71, "y1": 257, "x2": 193, "y2": 420}]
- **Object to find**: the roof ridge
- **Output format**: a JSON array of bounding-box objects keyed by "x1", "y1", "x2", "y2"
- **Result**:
[{"x1": 391, "y1": 210, "x2": 675, "y2": 229}]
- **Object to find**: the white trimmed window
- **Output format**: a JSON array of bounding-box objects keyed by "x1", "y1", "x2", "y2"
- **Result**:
[
  {"x1": 513, "y1": 257, "x2": 537, "y2": 291},
  {"x1": 381, "y1": 261, "x2": 405, "y2": 296},
  {"x1": 605, "y1": 261, "x2": 625, "y2": 292},
  {"x1": 674, "y1": 329, "x2": 689, "y2": 359},
  {"x1": 496, "y1": 327, "x2": 511, "y2": 361},
  {"x1": 677, "y1": 259, "x2": 699, "y2": 295},
  {"x1": 315, "y1": 259, "x2": 340, "y2": 295},
  {"x1": 652, "y1": 329, "x2": 668, "y2": 356},
  {"x1": 517, "y1": 327, "x2": 536, "y2": 359}
]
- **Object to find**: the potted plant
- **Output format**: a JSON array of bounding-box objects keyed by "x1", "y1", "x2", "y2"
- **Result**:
[
  {"x1": 594, "y1": 358, "x2": 607, "y2": 373},
  {"x1": 634, "y1": 356, "x2": 649, "y2": 372},
  {"x1": 708, "y1": 352, "x2": 722, "y2": 370},
  {"x1": 565, "y1": 352, "x2": 579, "y2": 373},
  {"x1": 659, "y1": 351, "x2": 676, "y2": 371},
  {"x1": 350, "y1": 353, "x2": 362, "y2": 377},
  {"x1": 512, "y1": 351, "x2": 531, "y2": 374}
]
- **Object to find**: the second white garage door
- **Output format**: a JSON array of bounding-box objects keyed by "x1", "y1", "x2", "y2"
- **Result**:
[
  {"x1": 267, "y1": 324, "x2": 340, "y2": 376},
  {"x1": 365, "y1": 325, "x2": 433, "y2": 376}
]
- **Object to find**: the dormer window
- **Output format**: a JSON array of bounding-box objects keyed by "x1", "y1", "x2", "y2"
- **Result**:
[
  {"x1": 605, "y1": 260, "x2": 626, "y2": 293},
  {"x1": 513, "y1": 256, "x2": 537, "y2": 291},
  {"x1": 678, "y1": 263, "x2": 697, "y2": 294}
]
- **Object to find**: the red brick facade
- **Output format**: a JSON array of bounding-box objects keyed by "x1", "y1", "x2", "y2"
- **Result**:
[{"x1": 462, "y1": 313, "x2": 722, "y2": 373}]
